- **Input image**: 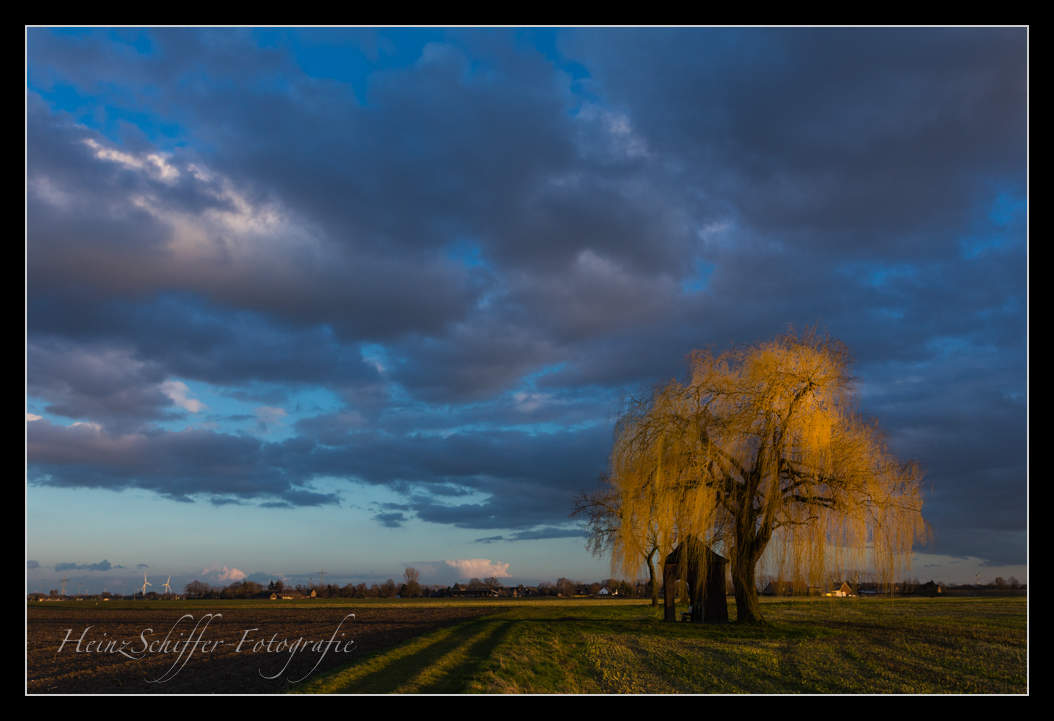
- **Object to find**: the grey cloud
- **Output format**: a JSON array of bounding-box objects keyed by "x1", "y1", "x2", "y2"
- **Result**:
[
  {"x1": 27, "y1": 339, "x2": 174, "y2": 429},
  {"x1": 28, "y1": 418, "x2": 608, "y2": 524},
  {"x1": 27, "y1": 420, "x2": 339, "y2": 507},
  {"x1": 372, "y1": 512, "x2": 407, "y2": 528},
  {"x1": 54, "y1": 559, "x2": 118, "y2": 572},
  {"x1": 28, "y1": 99, "x2": 483, "y2": 346},
  {"x1": 475, "y1": 527, "x2": 588, "y2": 544},
  {"x1": 562, "y1": 28, "x2": 1025, "y2": 255}
]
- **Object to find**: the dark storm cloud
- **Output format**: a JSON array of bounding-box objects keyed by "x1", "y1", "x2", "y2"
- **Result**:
[
  {"x1": 407, "y1": 482, "x2": 582, "y2": 531},
  {"x1": 299, "y1": 425, "x2": 610, "y2": 493},
  {"x1": 855, "y1": 348, "x2": 1026, "y2": 562},
  {"x1": 27, "y1": 96, "x2": 484, "y2": 346},
  {"x1": 27, "y1": 339, "x2": 173, "y2": 428},
  {"x1": 30, "y1": 295, "x2": 385, "y2": 395},
  {"x1": 476, "y1": 527, "x2": 588, "y2": 544},
  {"x1": 327, "y1": 386, "x2": 621, "y2": 440},
  {"x1": 387, "y1": 322, "x2": 561, "y2": 403},
  {"x1": 27, "y1": 417, "x2": 610, "y2": 527},
  {"x1": 27, "y1": 420, "x2": 339, "y2": 507},
  {"x1": 561, "y1": 28, "x2": 1026, "y2": 255},
  {"x1": 26, "y1": 28, "x2": 1026, "y2": 565},
  {"x1": 372, "y1": 512, "x2": 407, "y2": 528}
]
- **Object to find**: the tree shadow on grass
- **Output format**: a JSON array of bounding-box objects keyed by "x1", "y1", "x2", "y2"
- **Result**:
[
  {"x1": 329, "y1": 620, "x2": 515, "y2": 694},
  {"x1": 510, "y1": 613, "x2": 838, "y2": 646},
  {"x1": 415, "y1": 621, "x2": 515, "y2": 693}
]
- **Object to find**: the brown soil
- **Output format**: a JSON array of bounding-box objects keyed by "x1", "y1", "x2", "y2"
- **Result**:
[{"x1": 27, "y1": 604, "x2": 490, "y2": 694}]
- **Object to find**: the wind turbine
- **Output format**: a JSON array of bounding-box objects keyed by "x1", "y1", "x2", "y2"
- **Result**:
[
  {"x1": 162, "y1": 576, "x2": 172, "y2": 596},
  {"x1": 141, "y1": 573, "x2": 152, "y2": 597}
]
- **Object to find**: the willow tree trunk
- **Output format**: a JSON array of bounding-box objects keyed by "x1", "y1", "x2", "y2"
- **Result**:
[
  {"x1": 662, "y1": 554, "x2": 678, "y2": 621},
  {"x1": 646, "y1": 550, "x2": 658, "y2": 607},
  {"x1": 731, "y1": 555, "x2": 764, "y2": 623},
  {"x1": 731, "y1": 481, "x2": 771, "y2": 624}
]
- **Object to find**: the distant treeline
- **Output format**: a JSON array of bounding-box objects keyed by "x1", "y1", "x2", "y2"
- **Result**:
[
  {"x1": 30, "y1": 575, "x2": 647, "y2": 601},
  {"x1": 29, "y1": 574, "x2": 1026, "y2": 601},
  {"x1": 755, "y1": 574, "x2": 1026, "y2": 598},
  {"x1": 177, "y1": 576, "x2": 644, "y2": 600}
]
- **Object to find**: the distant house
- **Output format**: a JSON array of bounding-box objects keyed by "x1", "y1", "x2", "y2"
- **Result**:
[
  {"x1": 917, "y1": 580, "x2": 943, "y2": 596},
  {"x1": 271, "y1": 590, "x2": 307, "y2": 600},
  {"x1": 824, "y1": 582, "x2": 855, "y2": 598},
  {"x1": 597, "y1": 587, "x2": 610, "y2": 596}
]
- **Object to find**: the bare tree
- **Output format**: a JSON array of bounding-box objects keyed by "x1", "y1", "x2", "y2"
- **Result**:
[
  {"x1": 555, "y1": 577, "x2": 575, "y2": 598},
  {"x1": 574, "y1": 483, "x2": 662, "y2": 606},
  {"x1": 184, "y1": 580, "x2": 211, "y2": 598},
  {"x1": 403, "y1": 567, "x2": 422, "y2": 597},
  {"x1": 608, "y1": 331, "x2": 928, "y2": 623}
]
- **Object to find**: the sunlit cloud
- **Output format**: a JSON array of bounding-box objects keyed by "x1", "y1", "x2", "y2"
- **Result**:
[
  {"x1": 444, "y1": 559, "x2": 511, "y2": 580},
  {"x1": 201, "y1": 565, "x2": 247, "y2": 583},
  {"x1": 83, "y1": 138, "x2": 180, "y2": 182},
  {"x1": 161, "y1": 380, "x2": 206, "y2": 413}
]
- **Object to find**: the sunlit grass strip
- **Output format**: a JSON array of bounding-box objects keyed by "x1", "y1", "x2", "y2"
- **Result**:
[
  {"x1": 464, "y1": 613, "x2": 602, "y2": 693},
  {"x1": 390, "y1": 620, "x2": 511, "y2": 693},
  {"x1": 293, "y1": 621, "x2": 471, "y2": 693}
]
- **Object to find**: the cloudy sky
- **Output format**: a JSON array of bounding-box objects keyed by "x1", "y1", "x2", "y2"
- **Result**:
[{"x1": 26, "y1": 28, "x2": 1027, "y2": 594}]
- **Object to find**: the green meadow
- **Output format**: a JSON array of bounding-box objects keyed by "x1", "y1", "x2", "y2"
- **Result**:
[{"x1": 296, "y1": 596, "x2": 1027, "y2": 694}]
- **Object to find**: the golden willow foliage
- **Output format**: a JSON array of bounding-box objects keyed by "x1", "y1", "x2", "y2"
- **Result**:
[{"x1": 609, "y1": 332, "x2": 928, "y2": 593}]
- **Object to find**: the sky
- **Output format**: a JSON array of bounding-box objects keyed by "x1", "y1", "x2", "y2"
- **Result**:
[{"x1": 25, "y1": 27, "x2": 1027, "y2": 594}]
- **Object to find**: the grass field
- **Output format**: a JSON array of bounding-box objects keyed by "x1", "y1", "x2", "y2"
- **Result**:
[
  {"x1": 296, "y1": 596, "x2": 1028, "y2": 694},
  {"x1": 28, "y1": 596, "x2": 1027, "y2": 694}
]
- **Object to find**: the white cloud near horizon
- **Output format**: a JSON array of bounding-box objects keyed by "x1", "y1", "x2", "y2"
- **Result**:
[
  {"x1": 444, "y1": 558, "x2": 511, "y2": 580},
  {"x1": 201, "y1": 564, "x2": 247, "y2": 583}
]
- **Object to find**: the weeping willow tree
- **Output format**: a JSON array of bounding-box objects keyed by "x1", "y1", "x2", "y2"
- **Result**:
[{"x1": 609, "y1": 332, "x2": 928, "y2": 623}]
